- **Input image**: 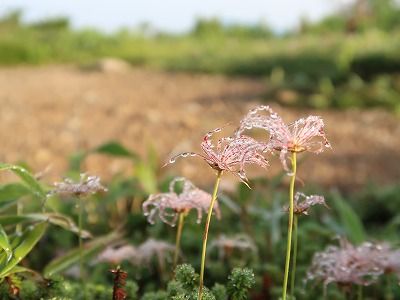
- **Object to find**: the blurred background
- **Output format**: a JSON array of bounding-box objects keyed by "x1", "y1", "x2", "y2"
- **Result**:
[
  {"x1": 0, "y1": 1, "x2": 399, "y2": 299},
  {"x1": 0, "y1": 0, "x2": 399, "y2": 191}
]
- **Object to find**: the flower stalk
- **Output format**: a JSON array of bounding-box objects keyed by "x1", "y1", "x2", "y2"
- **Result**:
[
  {"x1": 282, "y1": 152, "x2": 297, "y2": 300},
  {"x1": 357, "y1": 285, "x2": 363, "y2": 300},
  {"x1": 78, "y1": 197, "x2": 86, "y2": 297},
  {"x1": 290, "y1": 214, "x2": 298, "y2": 299},
  {"x1": 198, "y1": 170, "x2": 223, "y2": 300},
  {"x1": 174, "y1": 212, "x2": 186, "y2": 270}
]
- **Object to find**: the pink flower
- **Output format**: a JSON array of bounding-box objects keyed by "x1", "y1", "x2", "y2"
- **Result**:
[
  {"x1": 237, "y1": 105, "x2": 331, "y2": 170},
  {"x1": 51, "y1": 173, "x2": 107, "y2": 197},
  {"x1": 166, "y1": 126, "x2": 269, "y2": 184},
  {"x1": 307, "y1": 239, "x2": 400, "y2": 287},
  {"x1": 283, "y1": 192, "x2": 328, "y2": 215},
  {"x1": 142, "y1": 177, "x2": 220, "y2": 226}
]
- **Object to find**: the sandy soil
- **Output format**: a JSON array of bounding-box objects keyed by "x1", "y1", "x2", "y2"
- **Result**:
[{"x1": 0, "y1": 64, "x2": 398, "y2": 191}]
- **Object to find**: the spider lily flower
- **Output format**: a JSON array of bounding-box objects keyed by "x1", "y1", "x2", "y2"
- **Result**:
[
  {"x1": 283, "y1": 192, "x2": 328, "y2": 216},
  {"x1": 165, "y1": 126, "x2": 269, "y2": 185},
  {"x1": 142, "y1": 177, "x2": 220, "y2": 226},
  {"x1": 306, "y1": 239, "x2": 400, "y2": 287},
  {"x1": 50, "y1": 173, "x2": 107, "y2": 197},
  {"x1": 237, "y1": 105, "x2": 331, "y2": 171}
]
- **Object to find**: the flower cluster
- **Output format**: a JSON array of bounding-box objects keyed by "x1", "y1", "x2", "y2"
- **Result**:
[
  {"x1": 236, "y1": 105, "x2": 331, "y2": 171},
  {"x1": 307, "y1": 238, "x2": 400, "y2": 287},
  {"x1": 142, "y1": 177, "x2": 220, "y2": 226},
  {"x1": 166, "y1": 126, "x2": 270, "y2": 184},
  {"x1": 159, "y1": 105, "x2": 331, "y2": 300},
  {"x1": 50, "y1": 173, "x2": 107, "y2": 197}
]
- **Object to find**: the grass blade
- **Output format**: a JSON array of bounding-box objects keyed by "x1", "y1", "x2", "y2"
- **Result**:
[
  {"x1": 0, "y1": 163, "x2": 46, "y2": 199},
  {"x1": 0, "y1": 225, "x2": 12, "y2": 263},
  {"x1": 43, "y1": 231, "x2": 121, "y2": 277},
  {"x1": 332, "y1": 191, "x2": 366, "y2": 244},
  {"x1": 0, "y1": 222, "x2": 47, "y2": 278},
  {"x1": 0, "y1": 213, "x2": 91, "y2": 238}
]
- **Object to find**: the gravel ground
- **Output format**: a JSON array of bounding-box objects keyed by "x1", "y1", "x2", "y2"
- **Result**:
[{"x1": 0, "y1": 64, "x2": 399, "y2": 191}]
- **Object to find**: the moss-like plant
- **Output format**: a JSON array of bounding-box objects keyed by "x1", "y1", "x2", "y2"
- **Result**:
[{"x1": 226, "y1": 268, "x2": 255, "y2": 300}]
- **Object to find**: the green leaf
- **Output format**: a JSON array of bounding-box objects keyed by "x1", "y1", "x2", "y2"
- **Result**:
[
  {"x1": 146, "y1": 144, "x2": 159, "y2": 171},
  {"x1": 0, "y1": 183, "x2": 31, "y2": 211},
  {"x1": 0, "y1": 225, "x2": 12, "y2": 262},
  {"x1": 93, "y1": 141, "x2": 137, "y2": 159},
  {"x1": 0, "y1": 213, "x2": 91, "y2": 238},
  {"x1": 0, "y1": 266, "x2": 41, "y2": 279},
  {"x1": 68, "y1": 151, "x2": 87, "y2": 173},
  {"x1": 43, "y1": 231, "x2": 121, "y2": 277},
  {"x1": 0, "y1": 163, "x2": 46, "y2": 199},
  {"x1": 332, "y1": 192, "x2": 366, "y2": 244},
  {"x1": 0, "y1": 222, "x2": 47, "y2": 278},
  {"x1": 135, "y1": 161, "x2": 157, "y2": 194}
]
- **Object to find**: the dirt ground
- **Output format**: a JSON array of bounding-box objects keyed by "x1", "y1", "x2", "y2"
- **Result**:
[{"x1": 0, "y1": 64, "x2": 399, "y2": 191}]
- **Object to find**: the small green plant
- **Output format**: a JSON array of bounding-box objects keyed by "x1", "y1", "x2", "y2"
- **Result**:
[
  {"x1": 142, "y1": 264, "x2": 255, "y2": 300},
  {"x1": 226, "y1": 268, "x2": 256, "y2": 300}
]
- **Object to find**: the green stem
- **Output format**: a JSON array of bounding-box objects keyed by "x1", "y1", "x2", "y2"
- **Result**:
[
  {"x1": 78, "y1": 197, "x2": 86, "y2": 298},
  {"x1": 282, "y1": 152, "x2": 297, "y2": 300},
  {"x1": 16, "y1": 201, "x2": 23, "y2": 235},
  {"x1": 198, "y1": 170, "x2": 223, "y2": 300},
  {"x1": 357, "y1": 285, "x2": 363, "y2": 300},
  {"x1": 173, "y1": 212, "x2": 185, "y2": 270},
  {"x1": 290, "y1": 214, "x2": 298, "y2": 299},
  {"x1": 323, "y1": 284, "x2": 327, "y2": 300}
]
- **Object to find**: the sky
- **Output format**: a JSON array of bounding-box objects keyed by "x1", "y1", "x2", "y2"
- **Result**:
[{"x1": 0, "y1": 0, "x2": 352, "y2": 33}]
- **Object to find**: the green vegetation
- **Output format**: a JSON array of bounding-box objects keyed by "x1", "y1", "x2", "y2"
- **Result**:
[
  {"x1": 0, "y1": 139, "x2": 398, "y2": 299},
  {"x1": 1, "y1": 0, "x2": 400, "y2": 111}
]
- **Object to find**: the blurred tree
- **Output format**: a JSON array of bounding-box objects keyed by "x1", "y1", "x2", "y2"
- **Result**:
[
  {"x1": 302, "y1": 0, "x2": 400, "y2": 33},
  {"x1": 0, "y1": 10, "x2": 22, "y2": 29},
  {"x1": 30, "y1": 17, "x2": 70, "y2": 31},
  {"x1": 191, "y1": 17, "x2": 273, "y2": 39}
]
